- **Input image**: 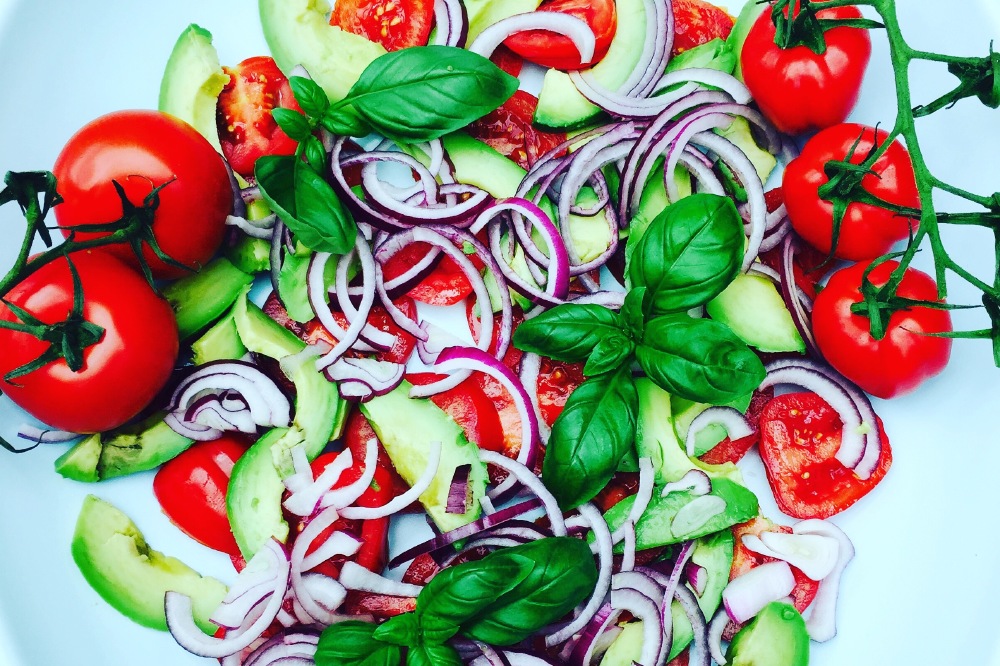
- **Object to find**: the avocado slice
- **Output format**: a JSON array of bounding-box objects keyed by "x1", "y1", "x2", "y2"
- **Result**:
[
  {"x1": 259, "y1": 0, "x2": 385, "y2": 105},
  {"x1": 666, "y1": 529, "x2": 735, "y2": 659},
  {"x1": 361, "y1": 381, "x2": 487, "y2": 533},
  {"x1": 727, "y1": 601, "x2": 811, "y2": 666},
  {"x1": 707, "y1": 273, "x2": 806, "y2": 353},
  {"x1": 158, "y1": 24, "x2": 229, "y2": 152},
  {"x1": 72, "y1": 495, "x2": 227, "y2": 633},
  {"x1": 190, "y1": 308, "x2": 247, "y2": 366},
  {"x1": 163, "y1": 257, "x2": 254, "y2": 341},
  {"x1": 227, "y1": 428, "x2": 291, "y2": 559}
]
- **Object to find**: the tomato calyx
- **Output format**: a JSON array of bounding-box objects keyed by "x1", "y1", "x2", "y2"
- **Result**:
[
  {"x1": 769, "y1": 0, "x2": 882, "y2": 54},
  {"x1": 913, "y1": 46, "x2": 1000, "y2": 119},
  {"x1": 0, "y1": 257, "x2": 103, "y2": 382}
]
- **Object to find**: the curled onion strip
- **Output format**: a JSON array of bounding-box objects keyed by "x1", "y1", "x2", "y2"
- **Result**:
[
  {"x1": 468, "y1": 12, "x2": 596, "y2": 62},
  {"x1": 339, "y1": 440, "x2": 443, "y2": 520}
]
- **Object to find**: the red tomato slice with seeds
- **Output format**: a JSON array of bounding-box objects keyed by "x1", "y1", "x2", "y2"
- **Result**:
[{"x1": 330, "y1": 0, "x2": 435, "y2": 51}]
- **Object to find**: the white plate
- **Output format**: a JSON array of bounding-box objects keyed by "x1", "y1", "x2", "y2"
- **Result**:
[{"x1": 0, "y1": 1, "x2": 998, "y2": 665}]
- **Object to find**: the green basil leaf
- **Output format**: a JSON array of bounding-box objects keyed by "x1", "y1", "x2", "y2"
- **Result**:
[
  {"x1": 372, "y1": 613, "x2": 421, "y2": 646},
  {"x1": 406, "y1": 644, "x2": 463, "y2": 666},
  {"x1": 584, "y1": 334, "x2": 634, "y2": 377},
  {"x1": 636, "y1": 316, "x2": 766, "y2": 404},
  {"x1": 416, "y1": 557, "x2": 532, "y2": 644},
  {"x1": 629, "y1": 193, "x2": 744, "y2": 315},
  {"x1": 542, "y1": 366, "x2": 638, "y2": 510},
  {"x1": 321, "y1": 105, "x2": 372, "y2": 137},
  {"x1": 461, "y1": 538, "x2": 599, "y2": 645},
  {"x1": 303, "y1": 134, "x2": 327, "y2": 173},
  {"x1": 621, "y1": 287, "x2": 647, "y2": 339},
  {"x1": 342, "y1": 45, "x2": 518, "y2": 143},
  {"x1": 315, "y1": 621, "x2": 402, "y2": 666},
  {"x1": 665, "y1": 38, "x2": 737, "y2": 76},
  {"x1": 512, "y1": 303, "x2": 624, "y2": 362},
  {"x1": 256, "y1": 155, "x2": 357, "y2": 254},
  {"x1": 271, "y1": 107, "x2": 313, "y2": 142},
  {"x1": 289, "y1": 76, "x2": 330, "y2": 119}
]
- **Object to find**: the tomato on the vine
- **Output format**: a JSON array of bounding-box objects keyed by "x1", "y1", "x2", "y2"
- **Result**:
[
  {"x1": 783, "y1": 123, "x2": 920, "y2": 261},
  {"x1": 758, "y1": 392, "x2": 892, "y2": 519},
  {"x1": 330, "y1": 0, "x2": 435, "y2": 51},
  {"x1": 741, "y1": 5, "x2": 871, "y2": 135},
  {"x1": 811, "y1": 260, "x2": 952, "y2": 399},
  {"x1": 671, "y1": 0, "x2": 735, "y2": 54},
  {"x1": 217, "y1": 56, "x2": 302, "y2": 180},
  {"x1": 53, "y1": 110, "x2": 232, "y2": 279},
  {"x1": 0, "y1": 252, "x2": 179, "y2": 433},
  {"x1": 466, "y1": 90, "x2": 567, "y2": 171},
  {"x1": 503, "y1": 0, "x2": 617, "y2": 70},
  {"x1": 153, "y1": 435, "x2": 250, "y2": 557}
]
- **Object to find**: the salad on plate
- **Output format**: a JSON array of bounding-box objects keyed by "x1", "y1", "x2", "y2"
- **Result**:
[{"x1": 0, "y1": 0, "x2": 999, "y2": 665}]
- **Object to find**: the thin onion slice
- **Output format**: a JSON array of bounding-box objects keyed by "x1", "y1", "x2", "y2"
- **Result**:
[
  {"x1": 468, "y1": 12, "x2": 596, "y2": 62},
  {"x1": 339, "y1": 440, "x2": 443, "y2": 520},
  {"x1": 794, "y1": 519, "x2": 855, "y2": 642},
  {"x1": 722, "y1": 561, "x2": 796, "y2": 624},
  {"x1": 338, "y1": 561, "x2": 423, "y2": 597}
]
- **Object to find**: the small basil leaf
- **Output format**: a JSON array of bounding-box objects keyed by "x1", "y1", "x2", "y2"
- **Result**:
[
  {"x1": 629, "y1": 193, "x2": 744, "y2": 315},
  {"x1": 461, "y1": 538, "x2": 599, "y2": 645},
  {"x1": 406, "y1": 644, "x2": 463, "y2": 666},
  {"x1": 256, "y1": 155, "x2": 357, "y2": 254},
  {"x1": 512, "y1": 303, "x2": 624, "y2": 362},
  {"x1": 636, "y1": 316, "x2": 766, "y2": 404},
  {"x1": 343, "y1": 45, "x2": 518, "y2": 143},
  {"x1": 289, "y1": 76, "x2": 330, "y2": 119},
  {"x1": 416, "y1": 558, "x2": 532, "y2": 644},
  {"x1": 271, "y1": 107, "x2": 313, "y2": 142},
  {"x1": 542, "y1": 366, "x2": 638, "y2": 510},
  {"x1": 621, "y1": 287, "x2": 647, "y2": 339},
  {"x1": 372, "y1": 613, "x2": 421, "y2": 646},
  {"x1": 584, "y1": 334, "x2": 634, "y2": 377},
  {"x1": 315, "y1": 621, "x2": 402, "y2": 666},
  {"x1": 303, "y1": 134, "x2": 327, "y2": 173},
  {"x1": 321, "y1": 105, "x2": 372, "y2": 137},
  {"x1": 665, "y1": 38, "x2": 737, "y2": 76}
]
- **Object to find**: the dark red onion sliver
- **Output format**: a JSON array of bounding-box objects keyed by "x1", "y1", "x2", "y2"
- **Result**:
[
  {"x1": 778, "y1": 233, "x2": 822, "y2": 357},
  {"x1": 446, "y1": 464, "x2": 473, "y2": 514}
]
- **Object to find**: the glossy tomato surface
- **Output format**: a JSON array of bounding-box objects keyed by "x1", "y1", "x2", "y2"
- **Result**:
[
  {"x1": 671, "y1": 0, "x2": 735, "y2": 54},
  {"x1": 503, "y1": 0, "x2": 617, "y2": 70},
  {"x1": 407, "y1": 372, "x2": 506, "y2": 453},
  {"x1": 53, "y1": 110, "x2": 232, "y2": 279},
  {"x1": 758, "y1": 392, "x2": 892, "y2": 519},
  {"x1": 381, "y1": 243, "x2": 475, "y2": 307},
  {"x1": 811, "y1": 260, "x2": 952, "y2": 399},
  {"x1": 0, "y1": 251, "x2": 179, "y2": 433},
  {"x1": 741, "y1": 5, "x2": 871, "y2": 135},
  {"x1": 153, "y1": 435, "x2": 249, "y2": 557},
  {"x1": 330, "y1": 0, "x2": 434, "y2": 51},
  {"x1": 304, "y1": 296, "x2": 419, "y2": 366},
  {"x1": 217, "y1": 55, "x2": 301, "y2": 179},
  {"x1": 783, "y1": 123, "x2": 920, "y2": 260}
]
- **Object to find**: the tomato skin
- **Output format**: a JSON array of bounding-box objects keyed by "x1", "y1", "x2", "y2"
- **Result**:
[
  {"x1": 811, "y1": 261, "x2": 952, "y2": 399},
  {"x1": 330, "y1": 0, "x2": 435, "y2": 51},
  {"x1": 783, "y1": 123, "x2": 920, "y2": 260},
  {"x1": 671, "y1": 0, "x2": 735, "y2": 54},
  {"x1": 466, "y1": 90, "x2": 568, "y2": 171},
  {"x1": 303, "y1": 296, "x2": 418, "y2": 366},
  {"x1": 407, "y1": 372, "x2": 506, "y2": 454},
  {"x1": 0, "y1": 252, "x2": 179, "y2": 433},
  {"x1": 381, "y1": 243, "x2": 475, "y2": 307},
  {"x1": 758, "y1": 392, "x2": 892, "y2": 519},
  {"x1": 53, "y1": 110, "x2": 232, "y2": 279},
  {"x1": 216, "y1": 56, "x2": 301, "y2": 180},
  {"x1": 153, "y1": 435, "x2": 249, "y2": 557},
  {"x1": 503, "y1": 0, "x2": 617, "y2": 70},
  {"x1": 729, "y1": 517, "x2": 819, "y2": 615},
  {"x1": 741, "y1": 5, "x2": 871, "y2": 135}
]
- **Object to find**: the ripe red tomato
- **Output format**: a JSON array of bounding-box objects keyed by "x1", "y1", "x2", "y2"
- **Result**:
[
  {"x1": 698, "y1": 386, "x2": 774, "y2": 465},
  {"x1": 536, "y1": 357, "x2": 586, "y2": 427},
  {"x1": 741, "y1": 5, "x2": 871, "y2": 135},
  {"x1": 729, "y1": 517, "x2": 819, "y2": 615},
  {"x1": 217, "y1": 56, "x2": 301, "y2": 180},
  {"x1": 671, "y1": 0, "x2": 735, "y2": 55},
  {"x1": 381, "y1": 243, "x2": 476, "y2": 307},
  {"x1": 407, "y1": 372, "x2": 506, "y2": 453},
  {"x1": 783, "y1": 124, "x2": 920, "y2": 261},
  {"x1": 330, "y1": 0, "x2": 435, "y2": 51},
  {"x1": 0, "y1": 252, "x2": 179, "y2": 433},
  {"x1": 303, "y1": 296, "x2": 419, "y2": 365},
  {"x1": 153, "y1": 435, "x2": 250, "y2": 557},
  {"x1": 811, "y1": 260, "x2": 952, "y2": 399},
  {"x1": 503, "y1": 0, "x2": 617, "y2": 70},
  {"x1": 758, "y1": 392, "x2": 892, "y2": 519},
  {"x1": 466, "y1": 90, "x2": 568, "y2": 171},
  {"x1": 53, "y1": 110, "x2": 232, "y2": 279}
]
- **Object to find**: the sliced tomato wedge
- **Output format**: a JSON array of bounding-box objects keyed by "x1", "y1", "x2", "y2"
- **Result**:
[
  {"x1": 407, "y1": 372, "x2": 505, "y2": 454},
  {"x1": 698, "y1": 386, "x2": 774, "y2": 465},
  {"x1": 503, "y1": 0, "x2": 617, "y2": 70},
  {"x1": 466, "y1": 90, "x2": 567, "y2": 171},
  {"x1": 671, "y1": 0, "x2": 735, "y2": 55},
  {"x1": 758, "y1": 392, "x2": 892, "y2": 519},
  {"x1": 330, "y1": 0, "x2": 435, "y2": 51},
  {"x1": 216, "y1": 56, "x2": 301, "y2": 179}
]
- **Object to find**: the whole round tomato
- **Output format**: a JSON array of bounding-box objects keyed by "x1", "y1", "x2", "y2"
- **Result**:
[
  {"x1": 503, "y1": 0, "x2": 617, "y2": 70},
  {"x1": 671, "y1": 0, "x2": 735, "y2": 55},
  {"x1": 153, "y1": 435, "x2": 250, "y2": 557},
  {"x1": 0, "y1": 251, "x2": 179, "y2": 433},
  {"x1": 217, "y1": 56, "x2": 302, "y2": 180},
  {"x1": 741, "y1": 5, "x2": 871, "y2": 135},
  {"x1": 811, "y1": 260, "x2": 952, "y2": 399},
  {"x1": 783, "y1": 123, "x2": 920, "y2": 261},
  {"x1": 330, "y1": 0, "x2": 434, "y2": 51},
  {"x1": 53, "y1": 110, "x2": 232, "y2": 279},
  {"x1": 466, "y1": 90, "x2": 567, "y2": 171}
]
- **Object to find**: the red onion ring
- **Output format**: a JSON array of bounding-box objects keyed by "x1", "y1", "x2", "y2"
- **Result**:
[
  {"x1": 793, "y1": 519, "x2": 855, "y2": 642},
  {"x1": 338, "y1": 561, "x2": 422, "y2": 597},
  {"x1": 339, "y1": 440, "x2": 442, "y2": 520},
  {"x1": 468, "y1": 12, "x2": 596, "y2": 62},
  {"x1": 684, "y1": 407, "x2": 753, "y2": 457}
]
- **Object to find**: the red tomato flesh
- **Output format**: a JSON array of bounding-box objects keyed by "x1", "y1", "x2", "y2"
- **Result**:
[
  {"x1": 503, "y1": 0, "x2": 617, "y2": 70},
  {"x1": 671, "y1": 0, "x2": 735, "y2": 54},
  {"x1": 330, "y1": 0, "x2": 435, "y2": 51},
  {"x1": 466, "y1": 90, "x2": 567, "y2": 171}
]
